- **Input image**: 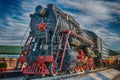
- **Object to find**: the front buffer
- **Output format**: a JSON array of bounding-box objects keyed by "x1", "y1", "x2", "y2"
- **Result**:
[{"x1": 22, "y1": 55, "x2": 57, "y2": 76}]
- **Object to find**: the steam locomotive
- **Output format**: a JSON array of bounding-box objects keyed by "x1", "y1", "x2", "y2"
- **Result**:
[{"x1": 17, "y1": 4, "x2": 109, "y2": 76}]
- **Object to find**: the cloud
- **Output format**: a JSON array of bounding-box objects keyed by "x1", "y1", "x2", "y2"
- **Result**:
[
  {"x1": 0, "y1": 12, "x2": 29, "y2": 46},
  {"x1": 0, "y1": 0, "x2": 120, "y2": 51},
  {"x1": 91, "y1": 26, "x2": 120, "y2": 42},
  {"x1": 59, "y1": 0, "x2": 119, "y2": 26}
]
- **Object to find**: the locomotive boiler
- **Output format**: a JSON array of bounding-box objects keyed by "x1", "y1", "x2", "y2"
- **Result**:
[{"x1": 17, "y1": 4, "x2": 109, "y2": 76}]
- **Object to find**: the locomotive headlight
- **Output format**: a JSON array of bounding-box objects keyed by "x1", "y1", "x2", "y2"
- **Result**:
[
  {"x1": 43, "y1": 44, "x2": 48, "y2": 51},
  {"x1": 22, "y1": 62, "x2": 28, "y2": 68},
  {"x1": 35, "y1": 5, "x2": 46, "y2": 15}
]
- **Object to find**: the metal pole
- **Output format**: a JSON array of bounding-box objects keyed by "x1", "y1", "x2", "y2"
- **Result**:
[{"x1": 4, "y1": 60, "x2": 6, "y2": 79}]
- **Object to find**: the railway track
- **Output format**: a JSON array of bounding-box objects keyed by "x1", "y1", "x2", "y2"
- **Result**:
[
  {"x1": 0, "y1": 70, "x2": 23, "y2": 79},
  {"x1": 1, "y1": 68, "x2": 108, "y2": 80},
  {"x1": 34, "y1": 68, "x2": 108, "y2": 80}
]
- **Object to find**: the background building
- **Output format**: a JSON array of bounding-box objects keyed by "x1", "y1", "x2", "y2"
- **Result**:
[
  {"x1": 0, "y1": 45, "x2": 22, "y2": 71},
  {"x1": 109, "y1": 49, "x2": 119, "y2": 68}
]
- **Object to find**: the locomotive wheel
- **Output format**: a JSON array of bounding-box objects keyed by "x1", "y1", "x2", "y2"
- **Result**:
[
  {"x1": 75, "y1": 66, "x2": 81, "y2": 74},
  {"x1": 88, "y1": 57, "x2": 94, "y2": 70},
  {"x1": 81, "y1": 65, "x2": 87, "y2": 72},
  {"x1": 68, "y1": 69, "x2": 74, "y2": 74},
  {"x1": 81, "y1": 56, "x2": 89, "y2": 72},
  {"x1": 49, "y1": 63, "x2": 58, "y2": 76}
]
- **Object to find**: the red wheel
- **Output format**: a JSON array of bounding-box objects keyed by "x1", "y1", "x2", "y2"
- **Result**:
[
  {"x1": 76, "y1": 50, "x2": 85, "y2": 59},
  {"x1": 81, "y1": 56, "x2": 89, "y2": 72},
  {"x1": 75, "y1": 66, "x2": 81, "y2": 74},
  {"x1": 81, "y1": 64, "x2": 87, "y2": 72},
  {"x1": 69, "y1": 69, "x2": 74, "y2": 74},
  {"x1": 88, "y1": 57, "x2": 94, "y2": 70},
  {"x1": 50, "y1": 63, "x2": 58, "y2": 76}
]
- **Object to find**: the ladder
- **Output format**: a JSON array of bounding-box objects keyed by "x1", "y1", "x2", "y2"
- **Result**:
[{"x1": 55, "y1": 31, "x2": 71, "y2": 71}]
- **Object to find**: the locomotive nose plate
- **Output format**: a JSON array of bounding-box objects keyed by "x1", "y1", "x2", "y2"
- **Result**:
[
  {"x1": 38, "y1": 22, "x2": 47, "y2": 31},
  {"x1": 23, "y1": 62, "x2": 50, "y2": 74}
]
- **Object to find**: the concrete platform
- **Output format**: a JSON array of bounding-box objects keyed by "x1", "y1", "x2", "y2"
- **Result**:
[
  {"x1": 112, "y1": 73, "x2": 120, "y2": 80},
  {"x1": 68, "y1": 69, "x2": 120, "y2": 80},
  {"x1": 88, "y1": 69, "x2": 120, "y2": 80},
  {"x1": 1, "y1": 68, "x2": 119, "y2": 80},
  {"x1": 64, "y1": 69, "x2": 120, "y2": 80}
]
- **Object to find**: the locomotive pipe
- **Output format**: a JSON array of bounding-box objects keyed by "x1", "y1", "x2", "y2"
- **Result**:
[
  {"x1": 47, "y1": 4, "x2": 56, "y2": 10},
  {"x1": 70, "y1": 38, "x2": 81, "y2": 46}
]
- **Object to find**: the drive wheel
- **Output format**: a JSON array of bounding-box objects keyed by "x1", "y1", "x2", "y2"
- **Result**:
[
  {"x1": 88, "y1": 57, "x2": 94, "y2": 70},
  {"x1": 68, "y1": 69, "x2": 74, "y2": 74},
  {"x1": 49, "y1": 63, "x2": 58, "y2": 76},
  {"x1": 81, "y1": 64, "x2": 87, "y2": 72},
  {"x1": 75, "y1": 66, "x2": 81, "y2": 74}
]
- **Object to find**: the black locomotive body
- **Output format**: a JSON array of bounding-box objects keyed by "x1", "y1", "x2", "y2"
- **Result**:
[{"x1": 17, "y1": 4, "x2": 109, "y2": 76}]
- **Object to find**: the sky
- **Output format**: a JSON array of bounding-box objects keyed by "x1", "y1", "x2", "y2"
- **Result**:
[{"x1": 0, "y1": 0, "x2": 120, "y2": 51}]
